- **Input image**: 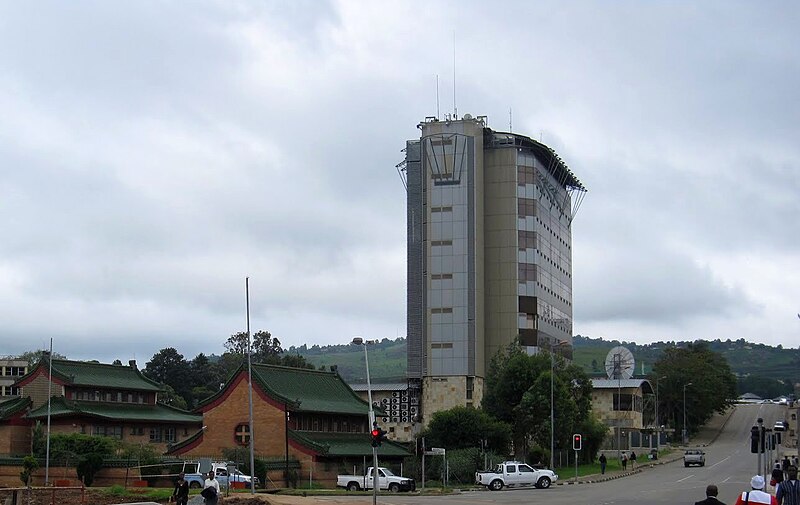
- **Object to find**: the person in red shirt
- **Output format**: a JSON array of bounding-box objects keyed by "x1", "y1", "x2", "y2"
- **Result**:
[{"x1": 735, "y1": 475, "x2": 778, "y2": 505}]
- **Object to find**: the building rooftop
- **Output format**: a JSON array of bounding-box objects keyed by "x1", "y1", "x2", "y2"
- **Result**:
[
  {"x1": 16, "y1": 358, "x2": 162, "y2": 391},
  {"x1": 26, "y1": 396, "x2": 202, "y2": 423}
]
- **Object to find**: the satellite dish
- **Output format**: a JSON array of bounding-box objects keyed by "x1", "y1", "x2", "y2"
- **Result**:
[{"x1": 605, "y1": 346, "x2": 635, "y2": 380}]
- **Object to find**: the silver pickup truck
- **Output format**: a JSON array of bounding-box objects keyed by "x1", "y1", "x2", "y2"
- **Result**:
[{"x1": 683, "y1": 450, "x2": 705, "y2": 467}]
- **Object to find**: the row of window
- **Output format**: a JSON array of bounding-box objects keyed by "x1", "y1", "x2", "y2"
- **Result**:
[
  {"x1": 2, "y1": 367, "x2": 26, "y2": 376},
  {"x1": 0, "y1": 386, "x2": 21, "y2": 396},
  {"x1": 292, "y1": 415, "x2": 369, "y2": 433},
  {"x1": 82, "y1": 425, "x2": 183, "y2": 443},
  {"x1": 613, "y1": 393, "x2": 644, "y2": 413},
  {"x1": 431, "y1": 307, "x2": 453, "y2": 314},
  {"x1": 70, "y1": 390, "x2": 148, "y2": 404}
]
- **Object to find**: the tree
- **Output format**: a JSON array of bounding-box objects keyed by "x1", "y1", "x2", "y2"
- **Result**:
[
  {"x1": 650, "y1": 342, "x2": 737, "y2": 436},
  {"x1": 422, "y1": 406, "x2": 511, "y2": 453},
  {"x1": 223, "y1": 330, "x2": 316, "y2": 370},
  {"x1": 483, "y1": 341, "x2": 600, "y2": 462},
  {"x1": 47, "y1": 433, "x2": 116, "y2": 487},
  {"x1": 18, "y1": 349, "x2": 66, "y2": 366},
  {"x1": 20, "y1": 455, "x2": 38, "y2": 486},
  {"x1": 225, "y1": 330, "x2": 282, "y2": 363},
  {"x1": 144, "y1": 348, "x2": 192, "y2": 405}
]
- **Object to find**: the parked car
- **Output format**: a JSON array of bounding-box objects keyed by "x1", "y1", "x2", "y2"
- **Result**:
[
  {"x1": 337, "y1": 467, "x2": 415, "y2": 492},
  {"x1": 684, "y1": 450, "x2": 705, "y2": 467},
  {"x1": 475, "y1": 461, "x2": 558, "y2": 491},
  {"x1": 774, "y1": 420, "x2": 788, "y2": 432}
]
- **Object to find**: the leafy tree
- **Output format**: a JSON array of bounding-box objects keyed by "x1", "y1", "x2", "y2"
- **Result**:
[
  {"x1": 422, "y1": 406, "x2": 510, "y2": 453},
  {"x1": 223, "y1": 330, "x2": 316, "y2": 370},
  {"x1": 18, "y1": 349, "x2": 67, "y2": 366},
  {"x1": 31, "y1": 421, "x2": 45, "y2": 456},
  {"x1": 225, "y1": 330, "x2": 282, "y2": 362},
  {"x1": 20, "y1": 455, "x2": 38, "y2": 486},
  {"x1": 77, "y1": 453, "x2": 104, "y2": 486},
  {"x1": 650, "y1": 341, "x2": 737, "y2": 436},
  {"x1": 158, "y1": 384, "x2": 188, "y2": 410},
  {"x1": 483, "y1": 341, "x2": 600, "y2": 462},
  {"x1": 48, "y1": 433, "x2": 116, "y2": 487},
  {"x1": 144, "y1": 348, "x2": 192, "y2": 405}
]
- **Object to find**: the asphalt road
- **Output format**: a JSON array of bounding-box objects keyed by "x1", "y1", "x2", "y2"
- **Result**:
[{"x1": 302, "y1": 403, "x2": 788, "y2": 505}]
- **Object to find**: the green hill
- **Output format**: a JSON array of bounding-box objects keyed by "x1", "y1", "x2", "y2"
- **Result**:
[{"x1": 288, "y1": 336, "x2": 799, "y2": 397}]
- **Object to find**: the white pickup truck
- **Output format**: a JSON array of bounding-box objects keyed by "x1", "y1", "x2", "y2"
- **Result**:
[
  {"x1": 337, "y1": 467, "x2": 416, "y2": 492},
  {"x1": 182, "y1": 461, "x2": 259, "y2": 489},
  {"x1": 475, "y1": 461, "x2": 558, "y2": 491}
]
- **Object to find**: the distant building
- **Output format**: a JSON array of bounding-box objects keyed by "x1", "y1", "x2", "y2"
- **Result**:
[
  {"x1": 350, "y1": 382, "x2": 420, "y2": 443},
  {"x1": 591, "y1": 378, "x2": 655, "y2": 450},
  {"x1": 403, "y1": 115, "x2": 586, "y2": 422},
  {"x1": 0, "y1": 358, "x2": 28, "y2": 398},
  {"x1": 7, "y1": 357, "x2": 202, "y2": 453}
]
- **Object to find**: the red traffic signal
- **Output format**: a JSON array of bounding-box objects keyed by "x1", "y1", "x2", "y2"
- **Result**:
[
  {"x1": 370, "y1": 425, "x2": 388, "y2": 447},
  {"x1": 572, "y1": 433, "x2": 582, "y2": 451}
]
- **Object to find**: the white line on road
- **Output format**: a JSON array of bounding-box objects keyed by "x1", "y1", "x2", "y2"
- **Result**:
[
  {"x1": 710, "y1": 456, "x2": 731, "y2": 469},
  {"x1": 723, "y1": 476, "x2": 732, "y2": 483},
  {"x1": 677, "y1": 474, "x2": 695, "y2": 483}
]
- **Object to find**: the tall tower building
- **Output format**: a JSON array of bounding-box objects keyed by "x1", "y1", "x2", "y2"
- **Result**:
[{"x1": 403, "y1": 115, "x2": 586, "y2": 420}]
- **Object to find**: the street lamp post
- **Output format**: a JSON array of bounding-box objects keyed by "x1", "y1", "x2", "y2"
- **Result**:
[
  {"x1": 353, "y1": 337, "x2": 378, "y2": 505},
  {"x1": 549, "y1": 340, "x2": 568, "y2": 469},
  {"x1": 683, "y1": 382, "x2": 693, "y2": 445},
  {"x1": 654, "y1": 376, "x2": 666, "y2": 453}
]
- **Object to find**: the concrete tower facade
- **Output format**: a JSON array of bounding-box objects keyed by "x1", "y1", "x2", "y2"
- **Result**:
[{"x1": 404, "y1": 115, "x2": 585, "y2": 422}]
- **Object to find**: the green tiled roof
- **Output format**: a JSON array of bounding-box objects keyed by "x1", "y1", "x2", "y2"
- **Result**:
[
  {"x1": 289, "y1": 430, "x2": 411, "y2": 457},
  {"x1": 198, "y1": 363, "x2": 372, "y2": 416},
  {"x1": 252, "y1": 364, "x2": 371, "y2": 415},
  {"x1": 26, "y1": 396, "x2": 201, "y2": 423},
  {"x1": 18, "y1": 359, "x2": 162, "y2": 391},
  {"x1": 0, "y1": 397, "x2": 31, "y2": 420}
]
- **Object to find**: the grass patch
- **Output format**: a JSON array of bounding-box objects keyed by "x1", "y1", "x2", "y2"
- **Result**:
[{"x1": 95, "y1": 486, "x2": 175, "y2": 500}]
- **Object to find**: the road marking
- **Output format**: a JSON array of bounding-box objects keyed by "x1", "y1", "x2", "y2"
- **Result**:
[
  {"x1": 709, "y1": 456, "x2": 731, "y2": 469},
  {"x1": 722, "y1": 476, "x2": 732, "y2": 483},
  {"x1": 677, "y1": 474, "x2": 695, "y2": 483}
]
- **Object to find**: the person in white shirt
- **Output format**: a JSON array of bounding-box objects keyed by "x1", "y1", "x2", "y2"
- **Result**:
[
  {"x1": 203, "y1": 470, "x2": 221, "y2": 505},
  {"x1": 734, "y1": 475, "x2": 777, "y2": 505}
]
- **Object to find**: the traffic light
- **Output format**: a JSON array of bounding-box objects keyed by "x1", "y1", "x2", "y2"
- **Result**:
[
  {"x1": 750, "y1": 425, "x2": 764, "y2": 453},
  {"x1": 572, "y1": 433, "x2": 582, "y2": 451},
  {"x1": 370, "y1": 425, "x2": 388, "y2": 447}
]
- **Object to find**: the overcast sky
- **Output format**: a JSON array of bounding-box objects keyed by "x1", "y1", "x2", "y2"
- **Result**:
[{"x1": 1, "y1": 1, "x2": 798, "y2": 364}]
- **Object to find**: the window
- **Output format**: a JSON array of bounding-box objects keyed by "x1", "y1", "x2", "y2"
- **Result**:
[
  {"x1": 507, "y1": 465, "x2": 517, "y2": 473},
  {"x1": 149, "y1": 428, "x2": 162, "y2": 442},
  {"x1": 234, "y1": 424, "x2": 250, "y2": 446},
  {"x1": 131, "y1": 427, "x2": 144, "y2": 436},
  {"x1": 613, "y1": 393, "x2": 634, "y2": 411},
  {"x1": 164, "y1": 427, "x2": 176, "y2": 443},
  {"x1": 519, "y1": 465, "x2": 534, "y2": 473},
  {"x1": 431, "y1": 308, "x2": 453, "y2": 314}
]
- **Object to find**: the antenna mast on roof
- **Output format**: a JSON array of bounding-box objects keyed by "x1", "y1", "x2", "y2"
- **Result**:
[
  {"x1": 509, "y1": 108, "x2": 512, "y2": 132},
  {"x1": 436, "y1": 74, "x2": 440, "y2": 119},
  {"x1": 453, "y1": 30, "x2": 457, "y2": 118}
]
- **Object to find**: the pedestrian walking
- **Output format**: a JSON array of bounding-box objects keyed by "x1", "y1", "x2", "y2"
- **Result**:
[
  {"x1": 172, "y1": 472, "x2": 189, "y2": 505},
  {"x1": 785, "y1": 458, "x2": 792, "y2": 480},
  {"x1": 734, "y1": 475, "x2": 777, "y2": 505},
  {"x1": 202, "y1": 470, "x2": 221, "y2": 505},
  {"x1": 621, "y1": 452, "x2": 628, "y2": 471},
  {"x1": 773, "y1": 462, "x2": 786, "y2": 488},
  {"x1": 695, "y1": 484, "x2": 727, "y2": 505},
  {"x1": 630, "y1": 451, "x2": 637, "y2": 469},
  {"x1": 599, "y1": 453, "x2": 607, "y2": 475},
  {"x1": 777, "y1": 466, "x2": 799, "y2": 505}
]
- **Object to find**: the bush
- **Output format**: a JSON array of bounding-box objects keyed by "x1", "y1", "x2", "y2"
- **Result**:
[
  {"x1": 77, "y1": 453, "x2": 104, "y2": 486},
  {"x1": 20, "y1": 455, "x2": 39, "y2": 486}
]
